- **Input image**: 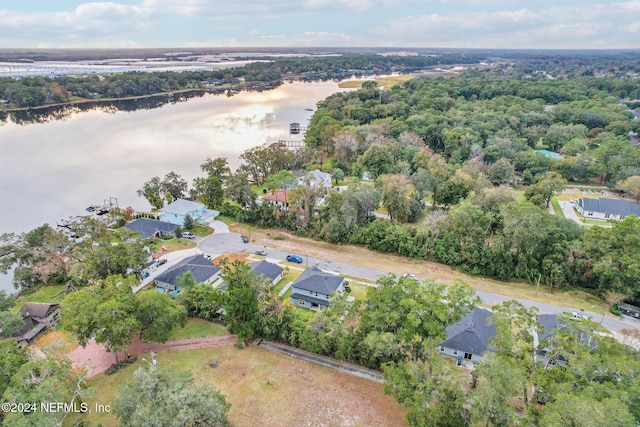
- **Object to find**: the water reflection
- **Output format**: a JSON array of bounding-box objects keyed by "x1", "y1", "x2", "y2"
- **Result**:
[{"x1": 0, "y1": 80, "x2": 346, "y2": 293}]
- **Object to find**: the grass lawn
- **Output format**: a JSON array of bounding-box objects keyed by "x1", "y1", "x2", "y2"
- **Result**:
[
  {"x1": 166, "y1": 318, "x2": 229, "y2": 341},
  {"x1": 193, "y1": 224, "x2": 213, "y2": 237},
  {"x1": 550, "y1": 197, "x2": 564, "y2": 218},
  {"x1": 64, "y1": 345, "x2": 407, "y2": 427},
  {"x1": 11, "y1": 285, "x2": 66, "y2": 313},
  {"x1": 345, "y1": 282, "x2": 371, "y2": 301},
  {"x1": 149, "y1": 237, "x2": 196, "y2": 253},
  {"x1": 272, "y1": 269, "x2": 302, "y2": 295}
]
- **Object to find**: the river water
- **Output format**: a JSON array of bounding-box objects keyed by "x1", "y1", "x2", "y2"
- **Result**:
[{"x1": 0, "y1": 80, "x2": 347, "y2": 293}]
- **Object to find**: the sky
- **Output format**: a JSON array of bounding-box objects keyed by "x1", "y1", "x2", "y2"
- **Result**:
[{"x1": 0, "y1": 0, "x2": 639, "y2": 49}]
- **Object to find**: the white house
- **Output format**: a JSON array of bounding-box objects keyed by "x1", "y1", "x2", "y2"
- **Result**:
[
  {"x1": 160, "y1": 198, "x2": 219, "y2": 226},
  {"x1": 575, "y1": 197, "x2": 640, "y2": 221},
  {"x1": 296, "y1": 170, "x2": 332, "y2": 190}
]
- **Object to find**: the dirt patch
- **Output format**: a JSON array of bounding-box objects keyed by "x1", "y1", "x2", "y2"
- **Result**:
[
  {"x1": 213, "y1": 252, "x2": 250, "y2": 264},
  {"x1": 229, "y1": 223, "x2": 607, "y2": 313},
  {"x1": 69, "y1": 345, "x2": 408, "y2": 427}
]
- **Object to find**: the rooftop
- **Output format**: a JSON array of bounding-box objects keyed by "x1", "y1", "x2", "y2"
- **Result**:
[
  {"x1": 577, "y1": 197, "x2": 640, "y2": 217},
  {"x1": 292, "y1": 266, "x2": 344, "y2": 295},
  {"x1": 155, "y1": 255, "x2": 221, "y2": 287}
]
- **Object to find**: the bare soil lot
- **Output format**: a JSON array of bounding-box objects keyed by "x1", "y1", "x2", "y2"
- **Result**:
[{"x1": 65, "y1": 345, "x2": 407, "y2": 427}]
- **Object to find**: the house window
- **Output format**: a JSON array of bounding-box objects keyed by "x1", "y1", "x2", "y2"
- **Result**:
[
  {"x1": 588, "y1": 212, "x2": 593, "y2": 216},
  {"x1": 464, "y1": 353, "x2": 472, "y2": 360},
  {"x1": 453, "y1": 350, "x2": 458, "y2": 355},
  {"x1": 604, "y1": 213, "x2": 610, "y2": 219},
  {"x1": 311, "y1": 303, "x2": 319, "y2": 308},
  {"x1": 439, "y1": 347, "x2": 444, "y2": 352}
]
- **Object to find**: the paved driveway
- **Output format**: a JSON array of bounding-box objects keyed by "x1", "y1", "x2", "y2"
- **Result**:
[{"x1": 558, "y1": 200, "x2": 583, "y2": 225}]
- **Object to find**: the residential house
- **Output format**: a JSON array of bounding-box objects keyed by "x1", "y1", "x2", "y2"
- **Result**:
[
  {"x1": 290, "y1": 266, "x2": 345, "y2": 310},
  {"x1": 263, "y1": 190, "x2": 290, "y2": 209},
  {"x1": 154, "y1": 255, "x2": 222, "y2": 292},
  {"x1": 439, "y1": 307, "x2": 496, "y2": 364},
  {"x1": 160, "y1": 198, "x2": 219, "y2": 226},
  {"x1": 575, "y1": 197, "x2": 640, "y2": 220},
  {"x1": 124, "y1": 218, "x2": 176, "y2": 239},
  {"x1": 296, "y1": 170, "x2": 332, "y2": 190},
  {"x1": 13, "y1": 302, "x2": 61, "y2": 346},
  {"x1": 250, "y1": 260, "x2": 284, "y2": 286}
]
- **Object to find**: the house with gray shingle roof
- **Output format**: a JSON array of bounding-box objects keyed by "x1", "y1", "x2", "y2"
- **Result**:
[
  {"x1": 124, "y1": 218, "x2": 176, "y2": 239},
  {"x1": 250, "y1": 261, "x2": 283, "y2": 286},
  {"x1": 439, "y1": 307, "x2": 495, "y2": 364},
  {"x1": 290, "y1": 266, "x2": 345, "y2": 310},
  {"x1": 154, "y1": 255, "x2": 221, "y2": 292},
  {"x1": 575, "y1": 197, "x2": 640, "y2": 220}
]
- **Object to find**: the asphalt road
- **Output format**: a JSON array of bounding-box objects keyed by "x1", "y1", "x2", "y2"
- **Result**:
[{"x1": 196, "y1": 230, "x2": 639, "y2": 334}]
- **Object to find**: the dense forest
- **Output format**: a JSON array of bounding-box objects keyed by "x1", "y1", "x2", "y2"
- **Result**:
[{"x1": 0, "y1": 53, "x2": 480, "y2": 108}]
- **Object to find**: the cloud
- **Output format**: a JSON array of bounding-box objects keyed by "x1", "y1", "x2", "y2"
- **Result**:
[
  {"x1": 141, "y1": 0, "x2": 299, "y2": 17},
  {"x1": 0, "y1": 3, "x2": 153, "y2": 45},
  {"x1": 374, "y1": 1, "x2": 640, "y2": 48}
]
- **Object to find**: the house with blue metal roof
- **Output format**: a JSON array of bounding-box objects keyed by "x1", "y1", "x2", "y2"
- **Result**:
[{"x1": 160, "y1": 198, "x2": 219, "y2": 226}]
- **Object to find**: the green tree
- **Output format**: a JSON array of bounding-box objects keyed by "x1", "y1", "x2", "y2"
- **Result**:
[
  {"x1": 113, "y1": 367, "x2": 231, "y2": 427},
  {"x1": 2, "y1": 356, "x2": 88, "y2": 427},
  {"x1": 137, "y1": 176, "x2": 164, "y2": 209},
  {"x1": 265, "y1": 169, "x2": 296, "y2": 192},
  {"x1": 0, "y1": 290, "x2": 15, "y2": 311},
  {"x1": 221, "y1": 259, "x2": 260, "y2": 344},
  {"x1": 539, "y1": 394, "x2": 635, "y2": 427},
  {"x1": 0, "y1": 310, "x2": 24, "y2": 338},
  {"x1": 616, "y1": 175, "x2": 640, "y2": 202},
  {"x1": 81, "y1": 240, "x2": 146, "y2": 280},
  {"x1": 360, "y1": 144, "x2": 394, "y2": 178},
  {"x1": 183, "y1": 213, "x2": 194, "y2": 230},
  {"x1": 332, "y1": 167, "x2": 345, "y2": 185},
  {"x1": 360, "y1": 275, "x2": 478, "y2": 366},
  {"x1": 0, "y1": 339, "x2": 27, "y2": 398},
  {"x1": 135, "y1": 290, "x2": 187, "y2": 343},
  {"x1": 224, "y1": 172, "x2": 257, "y2": 208},
  {"x1": 63, "y1": 275, "x2": 140, "y2": 363},
  {"x1": 378, "y1": 174, "x2": 417, "y2": 223},
  {"x1": 490, "y1": 300, "x2": 540, "y2": 407},
  {"x1": 524, "y1": 171, "x2": 566, "y2": 208},
  {"x1": 383, "y1": 358, "x2": 470, "y2": 427},
  {"x1": 472, "y1": 352, "x2": 522, "y2": 427},
  {"x1": 486, "y1": 158, "x2": 515, "y2": 186}
]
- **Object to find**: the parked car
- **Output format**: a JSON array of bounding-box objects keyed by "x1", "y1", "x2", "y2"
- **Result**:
[
  {"x1": 241, "y1": 235, "x2": 249, "y2": 243},
  {"x1": 155, "y1": 258, "x2": 167, "y2": 267},
  {"x1": 181, "y1": 232, "x2": 195, "y2": 239},
  {"x1": 402, "y1": 273, "x2": 418, "y2": 280},
  {"x1": 286, "y1": 254, "x2": 303, "y2": 263},
  {"x1": 255, "y1": 249, "x2": 266, "y2": 256}
]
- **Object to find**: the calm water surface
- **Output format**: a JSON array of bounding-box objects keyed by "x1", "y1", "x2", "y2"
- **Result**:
[{"x1": 0, "y1": 81, "x2": 346, "y2": 293}]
